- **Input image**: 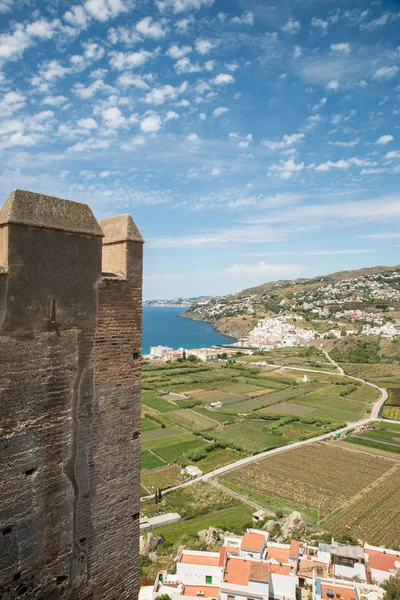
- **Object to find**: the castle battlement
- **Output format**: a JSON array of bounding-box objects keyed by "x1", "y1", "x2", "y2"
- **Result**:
[{"x1": 0, "y1": 189, "x2": 143, "y2": 599}]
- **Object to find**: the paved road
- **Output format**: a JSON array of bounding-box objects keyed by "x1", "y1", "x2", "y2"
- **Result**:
[{"x1": 141, "y1": 351, "x2": 389, "y2": 501}]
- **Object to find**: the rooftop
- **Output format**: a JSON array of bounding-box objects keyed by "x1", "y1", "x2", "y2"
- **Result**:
[
  {"x1": 180, "y1": 553, "x2": 220, "y2": 567},
  {"x1": 331, "y1": 542, "x2": 364, "y2": 560},
  {"x1": 321, "y1": 583, "x2": 357, "y2": 600},
  {"x1": 266, "y1": 546, "x2": 291, "y2": 563},
  {"x1": 224, "y1": 557, "x2": 251, "y2": 586},
  {"x1": 183, "y1": 586, "x2": 220, "y2": 598},
  {"x1": 366, "y1": 549, "x2": 400, "y2": 574},
  {"x1": 241, "y1": 532, "x2": 266, "y2": 553}
]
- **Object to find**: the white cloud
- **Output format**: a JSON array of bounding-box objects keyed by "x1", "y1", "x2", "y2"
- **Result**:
[
  {"x1": 226, "y1": 262, "x2": 304, "y2": 276},
  {"x1": 174, "y1": 57, "x2": 202, "y2": 74},
  {"x1": 0, "y1": 0, "x2": 13, "y2": 12},
  {"x1": 64, "y1": 6, "x2": 89, "y2": 28},
  {"x1": 311, "y1": 17, "x2": 329, "y2": 33},
  {"x1": 187, "y1": 132, "x2": 199, "y2": 142},
  {"x1": 212, "y1": 106, "x2": 229, "y2": 117},
  {"x1": 156, "y1": 0, "x2": 214, "y2": 13},
  {"x1": 165, "y1": 110, "x2": 180, "y2": 120},
  {"x1": 331, "y1": 43, "x2": 350, "y2": 54},
  {"x1": 77, "y1": 117, "x2": 98, "y2": 129},
  {"x1": 360, "y1": 13, "x2": 390, "y2": 32},
  {"x1": 109, "y1": 49, "x2": 154, "y2": 70},
  {"x1": 225, "y1": 62, "x2": 239, "y2": 72},
  {"x1": 101, "y1": 106, "x2": 126, "y2": 129},
  {"x1": 212, "y1": 73, "x2": 235, "y2": 85},
  {"x1": 358, "y1": 232, "x2": 400, "y2": 240},
  {"x1": 117, "y1": 73, "x2": 150, "y2": 89},
  {"x1": 84, "y1": 0, "x2": 128, "y2": 22},
  {"x1": 211, "y1": 167, "x2": 222, "y2": 176},
  {"x1": 377, "y1": 135, "x2": 394, "y2": 145},
  {"x1": 41, "y1": 95, "x2": 69, "y2": 106},
  {"x1": 0, "y1": 91, "x2": 26, "y2": 116},
  {"x1": 269, "y1": 158, "x2": 304, "y2": 179},
  {"x1": 73, "y1": 79, "x2": 115, "y2": 98},
  {"x1": 281, "y1": 18, "x2": 301, "y2": 34},
  {"x1": 166, "y1": 44, "x2": 192, "y2": 59},
  {"x1": 144, "y1": 83, "x2": 185, "y2": 105},
  {"x1": 294, "y1": 46, "x2": 302, "y2": 58},
  {"x1": 195, "y1": 39, "x2": 214, "y2": 54},
  {"x1": 135, "y1": 16, "x2": 167, "y2": 39},
  {"x1": 231, "y1": 12, "x2": 254, "y2": 26},
  {"x1": 262, "y1": 132, "x2": 304, "y2": 150},
  {"x1": 373, "y1": 66, "x2": 399, "y2": 80},
  {"x1": 326, "y1": 80, "x2": 339, "y2": 91},
  {"x1": 315, "y1": 159, "x2": 350, "y2": 172},
  {"x1": 386, "y1": 150, "x2": 400, "y2": 159},
  {"x1": 0, "y1": 19, "x2": 59, "y2": 62},
  {"x1": 140, "y1": 113, "x2": 162, "y2": 133},
  {"x1": 328, "y1": 138, "x2": 359, "y2": 147}
]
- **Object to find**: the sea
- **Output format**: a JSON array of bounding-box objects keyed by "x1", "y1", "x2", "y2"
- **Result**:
[{"x1": 142, "y1": 306, "x2": 236, "y2": 355}]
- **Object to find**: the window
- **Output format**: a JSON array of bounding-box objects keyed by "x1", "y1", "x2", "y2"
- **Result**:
[
  {"x1": 227, "y1": 596, "x2": 234, "y2": 600},
  {"x1": 205, "y1": 576, "x2": 212, "y2": 584}
]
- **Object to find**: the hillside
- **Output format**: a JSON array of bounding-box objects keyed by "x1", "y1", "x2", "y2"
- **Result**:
[{"x1": 183, "y1": 265, "x2": 400, "y2": 339}]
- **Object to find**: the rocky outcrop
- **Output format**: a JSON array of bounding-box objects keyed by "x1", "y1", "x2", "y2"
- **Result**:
[
  {"x1": 140, "y1": 533, "x2": 163, "y2": 556},
  {"x1": 280, "y1": 511, "x2": 307, "y2": 538},
  {"x1": 198, "y1": 527, "x2": 225, "y2": 545}
]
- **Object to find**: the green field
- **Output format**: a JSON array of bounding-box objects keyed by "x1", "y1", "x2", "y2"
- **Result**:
[
  {"x1": 140, "y1": 357, "x2": 384, "y2": 496},
  {"x1": 153, "y1": 438, "x2": 209, "y2": 463},
  {"x1": 141, "y1": 450, "x2": 165, "y2": 469},
  {"x1": 141, "y1": 464, "x2": 182, "y2": 493},
  {"x1": 141, "y1": 417, "x2": 159, "y2": 431}
]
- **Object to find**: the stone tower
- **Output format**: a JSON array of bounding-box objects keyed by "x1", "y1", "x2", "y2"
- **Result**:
[{"x1": 0, "y1": 190, "x2": 143, "y2": 599}]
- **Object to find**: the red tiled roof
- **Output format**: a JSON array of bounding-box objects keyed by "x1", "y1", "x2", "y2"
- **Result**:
[
  {"x1": 224, "y1": 558, "x2": 251, "y2": 586},
  {"x1": 290, "y1": 540, "x2": 300, "y2": 556},
  {"x1": 184, "y1": 586, "x2": 220, "y2": 598},
  {"x1": 367, "y1": 550, "x2": 400, "y2": 574},
  {"x1": 241, "y1": 532, "x2": 266, "y2": 553},
  {"x1": 267, "y1": 547, "x2": 291, "y2": 563},
  {"x1": 181, "y1": 553, "x2": 219, "y2": 566},
  {"x1": 219, "y1": 547, "x2": 227, "y2": 568},
  {"x1": 268, "y1": 564, "x2": 291, "y2": 576},
  {"x1": 249, "y1": 562, "x2": 269, "y2": 583},
  {"x1": 321, "y1": 583, "x2": 356, "y2": 600}
]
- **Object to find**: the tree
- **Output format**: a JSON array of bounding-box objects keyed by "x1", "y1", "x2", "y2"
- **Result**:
[
  {"x1": 382, "y1": 573, "x2": 400, "y2": 600},
  {"x1": 155, "y1": 595, "x2": 173, "y2": 600}
]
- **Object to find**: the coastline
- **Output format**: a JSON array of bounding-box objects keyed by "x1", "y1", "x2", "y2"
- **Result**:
[{"x1": 179, "y1": 310, "x2": 237, "y2": 345}]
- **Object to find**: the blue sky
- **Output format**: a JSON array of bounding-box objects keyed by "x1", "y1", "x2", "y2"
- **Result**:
[{"x1": 1, "y1": 0, "x2": 400, "y2": 299}]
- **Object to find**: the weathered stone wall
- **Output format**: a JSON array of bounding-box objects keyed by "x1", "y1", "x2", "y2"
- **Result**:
[{"x1": 0, "y1": 190, "x2": 143, "y2": 599}]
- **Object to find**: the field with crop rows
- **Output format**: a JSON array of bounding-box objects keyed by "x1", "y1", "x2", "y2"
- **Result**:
[
  {"x1": 141, "y1": 464, "x2": 182, "y2": 494},
  {"x1": 140, "y1": 357, "x2": 386, "y2": 496},
  {"x1": 220, "y1": 443, "x2": 394, "y2": 515},
  {"x1": 324, "y1": 464, "x2": 400, "y2": 546}
]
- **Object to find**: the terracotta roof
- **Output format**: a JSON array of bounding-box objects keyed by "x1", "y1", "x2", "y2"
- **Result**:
[
  {"x1": 226, "y1": 545, "x2": 240, "y2": 556},
  {"x1": 180, "y1": 553, "x2": 219, "y2": 567},
  {"x1": 290, "y1": 540, "x2": 300, "y2": 556},
  {"x1": 321, "y1": 583, "x2": 356, "y2": 600},
  {"x1": 219, "y1": 547, "x2": 227, "y2": 568},
  {"x1": 184, "y1": 586, "x2": 220, "y2": 598},
  {"x1": 268, "y1": 564, "x2": 291, "y2": 576},
  {"x1": 249, "y1": 562, "x2": 269, "y2": 583},
  {"x1": 267, "y1": 547, "x2": 291, "y2": 563},
  {"x1": 241, "y1": 532, "x2": 266, "y2": 553},
  {"x1": 367, "y1": 550, "x2": 400, "y2": 574},
  {"x1": 224, "y1": 557, "x2": 251, "y2": 586}
]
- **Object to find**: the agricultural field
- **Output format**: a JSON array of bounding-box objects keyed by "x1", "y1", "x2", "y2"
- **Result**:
[
  {"x1": 140, "y1": 357, "x2": 387, "y2": 496},
  {"x1": 220, "y1": 442, "x2": 396, "y2": 519},
  {"x1": 239, "y1": 347, "x2": 338, "y2": 371},
  {"x1": 141, "y1": 464, "x2": 182, "y2": 494},
  {"x1": 381, "y1": 387, "x2": 400, "y2": 421},
  {"x1": 343, "y1": 421, "x2": 400, "y2": 455},
  {"x1": 324, "y1": 464, "x2": 400, "y2": 547}
]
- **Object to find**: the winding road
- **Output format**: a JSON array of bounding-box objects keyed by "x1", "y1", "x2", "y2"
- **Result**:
[{"x1": 141, "y1": 350, "x2": 389, "y2": 501}]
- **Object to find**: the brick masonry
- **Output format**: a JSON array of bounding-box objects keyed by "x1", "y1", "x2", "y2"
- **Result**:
[{"x1": 0, "y1": 190, "x2": 143, "y2": 599}]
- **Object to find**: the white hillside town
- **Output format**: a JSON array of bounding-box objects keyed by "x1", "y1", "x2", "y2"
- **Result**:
[{"x1": 140, "y1": 528, "x2": 399, "y2": 600}]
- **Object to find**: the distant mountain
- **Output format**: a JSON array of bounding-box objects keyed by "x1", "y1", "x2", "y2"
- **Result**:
[
  {"x1": 183, "y1": 265, "x2": 400, "y2": 339},
  {"x1": 143, "y1": 295, "x2": 219, "y2": 307}
]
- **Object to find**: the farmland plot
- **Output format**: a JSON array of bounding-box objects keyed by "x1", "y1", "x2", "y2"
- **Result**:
[
  {"x1": 221, "y1": 443, "x2": 395, "y2": 515},
  {"x1": 165, "y1": 408, "x2": 219, "y2": 430},
  {"x1": 141, "y1": 464, "x2": 182, "y2": 493},
  {"x1": 324, "y1": 464, "x2": 400, "y2": 547}
]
